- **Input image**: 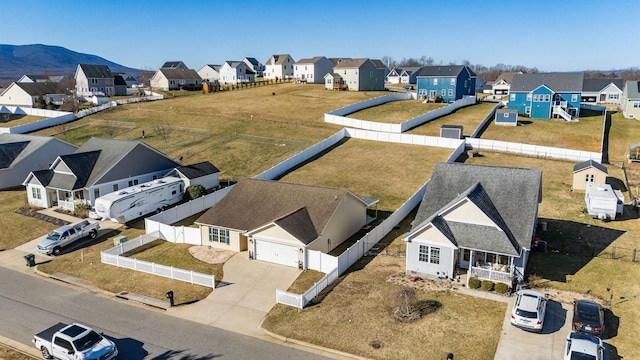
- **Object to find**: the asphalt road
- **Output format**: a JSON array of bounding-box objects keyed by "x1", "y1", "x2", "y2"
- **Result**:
[{"x1": 0, "y1": 267, "x2": 329, "y2": 359}]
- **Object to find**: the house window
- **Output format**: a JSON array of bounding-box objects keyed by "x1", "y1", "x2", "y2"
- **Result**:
[
  {"x1": 433, "y1": 79, "x2": 438, "y2": 85},
  {"x1": 31, "y1": 187, "x2": 41, "y2": 200},
  {"x1": 418, "y1": 245, "x2": 429, "y2": 262},
  {"x1": 450, "y1": 78, "x2": 455, "y2": 85},
  {"x1": 430, "y1": 247, "x2": 440, "y2": 264},
  {"x1": 525, "y1": 106, "x2": 531, "y2": 114},
  {"x1": 441, "y1": 89, "x2": 446, "y2": 96},
  {"x1": 463, "y1": 249, "x2": 471, "y2": 261},
  {"x1": 543, "y1": 94, "x2": 550, "y2": 102},
  {"x1": 504, "y1": 113, "x2": 510, "y2": 118},
  {"x1": 533, "y1": 94, "x2": 540, "y2": 102},
  {"x1": 113, "y1": 184, "x2": 118, "y2": 192},
  {"x1": 93, "y1": 188, "x2": 100, "y2": 199},
  {"x1": 510, "y1": 94, "x2": 516, "y2": 101},
  {"x1": 370, "y1": 71, "x2": 373, "y2": 78},
  {"x1": 208, "y1": 227, "x2": 230, "y2": 244},
  {"x1": 419, "y1": 89, "x2": 426, "y2": 96},
  {"x1": 571, "y1": 94, "x2": 578, "y2": 102},
  {"x1": 448, "y1": 89, "x2": 454, "y2": 96},
  {"x1": 609, "y1": 93, "x2": 619, "y2": 100},
  {"x1": 634, "y1": 102, "x2": 640, "y2": 108},
  {"x1": 327, "y1": 79, "x2": 332, "y2": 84},
  {"x1": 486, "y1": 253, "x2": 496, "y2": 264},
  {"x1": 526, "y1": 93, "x2": 532, "y2": 101},
  {"x1": 152, "y1": 175, "x2": 158, "y2": 180},
  {"x1": 586, "y1": 174, "x2": 594, "y2": 182},
  {"x1": 128, "y1": 180, "x2": 133, "y2": 187}
]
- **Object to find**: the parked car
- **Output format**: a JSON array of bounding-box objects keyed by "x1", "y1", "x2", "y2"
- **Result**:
[
  {"x1": 564, "y1": 332, "x2": 604, "y2": 360},
  {"x1": 573, "y1": 300, "x2": 605, "y2": 337},
  {"x1": 403, "y1": 85, "x2": 414, "y2": 91},
  {"x1": 33, "y1": 322, "x2": 118, "y2": 360},
  {"x1": 510, "y1": 290, "x2": 547, "y2": 332}
]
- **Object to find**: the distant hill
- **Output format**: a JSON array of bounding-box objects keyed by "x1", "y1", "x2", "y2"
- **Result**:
[{"x1": 0, "y1": 44, "x2": 142, "y2": 84}]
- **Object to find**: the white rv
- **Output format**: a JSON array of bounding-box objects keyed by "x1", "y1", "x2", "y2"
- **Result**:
[
  {"x1": 95, "y1": 177, "x2": 184, "y2": 223},
  {"x1": 584, "y1": 183, "x2": 624, "y2": 220}
]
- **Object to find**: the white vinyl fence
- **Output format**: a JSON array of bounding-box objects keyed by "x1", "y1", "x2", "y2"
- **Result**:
[
  {"x1": 325, "y1": 95, "x2": 476, "y2": 133},
  {"x1": 469, "y1": 102, "x2": 503, "y2": 138},
  {"x1": 465, "y1": 138, "x2": 602, "y2": 162},
  {"x1": 100, "y1": 232, "x2": 215, "y2": 288}
]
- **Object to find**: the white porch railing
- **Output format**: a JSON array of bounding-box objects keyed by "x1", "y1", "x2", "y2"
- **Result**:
[
  {"x1": 469, "y1": 266, "x2": 512, "y2": 285},
  {"x1": 58, "y1": 199, "x2": 89, "y2": 211}
]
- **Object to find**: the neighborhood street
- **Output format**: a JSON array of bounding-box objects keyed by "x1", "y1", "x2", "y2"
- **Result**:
[{"x1": 0, "y1": 266, "x2": 330, "y2": 359}]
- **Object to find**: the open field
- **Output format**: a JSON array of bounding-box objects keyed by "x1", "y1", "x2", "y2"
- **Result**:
[
  {"x1": 0, "y1": 114, "x2": 46, "y2": 127},
  {"x1": 33, "y1": 83, "x2": 384, "y2": 180},
  {"x1": 279, "y1": 138, "x2": 454, "y2": 211},
  {"x1": 405, "y1": 101, "x2": 497, "y2": 136},
  {"x1": 263, "y1": 213, "x2": 506, "y2": 360},
  {"x1": 463, "y1": 151, "x2": 640, "y2": 359},
  {"x1": 345, "y1": 100, "x2": 445, "y2": 124},
  {"x1": 480, "y1": 109, "x2": 605, "y2": 152}
]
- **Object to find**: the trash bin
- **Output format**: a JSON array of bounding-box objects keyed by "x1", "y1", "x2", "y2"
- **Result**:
[{"x1": 24, "y1": 253, "x2": 36, "y2": 267}]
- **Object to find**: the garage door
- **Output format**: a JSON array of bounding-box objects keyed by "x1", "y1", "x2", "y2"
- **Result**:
[{"x1": 255, "y1": 240, "x2": 299, "y2": 267}]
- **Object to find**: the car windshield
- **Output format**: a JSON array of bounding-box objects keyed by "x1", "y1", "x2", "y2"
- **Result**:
[
  {"x1": 72, "y1": 330, "x2": 103, "y2": 351},
  {"x1": 46, "y1": 231, "x2": 61, "y2": 240},
  {"x1": 570, "y1": 352, "x2": 597, "y2": 360},
  {"x1": 515, "y1": 309, "x2": 538, "y2": 319}
]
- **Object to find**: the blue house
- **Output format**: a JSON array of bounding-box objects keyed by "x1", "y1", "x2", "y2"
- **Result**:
[
  {"x1": 508, "y1": 72, "x2": 583, "y2": 120},
  {"x1": 415, "y1": 65, "x2": 476, "y2": 102}
]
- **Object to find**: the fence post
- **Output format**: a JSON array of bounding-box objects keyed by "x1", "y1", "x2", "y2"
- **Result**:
[{"x1": 633, "y1": 248, "x2": 637, "y2": 262}]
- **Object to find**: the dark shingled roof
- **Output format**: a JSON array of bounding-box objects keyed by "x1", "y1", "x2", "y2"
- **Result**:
[
  {"x1": 50, "y1": 150, "x2": 101, "y2": 190},
  {"x1": 196, "y1": 178, "x2": 363, "y2": 244},
  {"x1": 416, "y1": 65, "x2": 476, "y2": 78},
  {"x1": 410, "y1": 163, "x2": 542, "y2": 251},
  {"x1": 162, "y1": 61, "x2": 187, "y2": 69},
  {"x1": 13, "y1": 82, "x2": 60, "y2": 96},
  {"x1": 30, "y1": 169, "x2": 54, "y2": 186},
  {"x1": 624, "y1": 81, "x2": 640, "y2": 99},
  {"x1": 244, "y1": 57, "x2": 260, "y2": 66},
  {"x1": 510, "y1": 72, "x2": 583, "y2": 92},
  {"x1": 582, "y1": 78, "x2": 624, "y2": 92},
  {"x1": 158, "y1": 68, "x2": 202, "y2": 80},
  {"x1": 78, "y1": 64, "x2": 113, "y2": 79},
  {"x1": 0, "y1": 141, "x2": 29, "y2": 169},
  {"x1": 333, "y1": 58, "x2": 369, "y2": 68},
  {"x1": 573, "y1": 160, "x2": 608, "y2": 174},
  {"x1": 174, "y1": 161, "x2": 220, "y2": 179},
  {"x1": 113, "y1": 75, "x2": 127, "y2": 86}
]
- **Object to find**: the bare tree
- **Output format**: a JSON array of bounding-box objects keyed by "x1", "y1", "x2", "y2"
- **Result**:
[
  {"x1": 381, "y1": 56, "x2": 397, "y2": 69},
  {"x1": 56, "y1": 120, "x2": 71, "y2": 141},
  {"x1": 101, "y1": 119, "x2": 118, "y2": 138},
  {"x1": 154, "y1": 123, "x2": 172, "y2": 149}
]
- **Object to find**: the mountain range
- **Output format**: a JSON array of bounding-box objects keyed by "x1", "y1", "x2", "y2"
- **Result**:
[{"x1": 0, "y1": 44, "x2": 141, "y2": 85}]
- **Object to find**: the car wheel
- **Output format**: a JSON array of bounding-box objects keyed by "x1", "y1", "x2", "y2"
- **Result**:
[
  {"x1": 41, "y1": 346, "x2": 53, "y2": 359},
  {"x1": 89, "y1": 229, "x2": 98, "y2": 239},
  {"x1": 52, "y1": 247, "x2": 61, "y2": 256}
]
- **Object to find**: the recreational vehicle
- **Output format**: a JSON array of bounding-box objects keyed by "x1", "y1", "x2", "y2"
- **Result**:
[
  {"x1": 94, "y1": 177, "x2": 184, "y2": 223},
  {"x1": 584, "y1": 183, "x2": 624, "y2": 220}
]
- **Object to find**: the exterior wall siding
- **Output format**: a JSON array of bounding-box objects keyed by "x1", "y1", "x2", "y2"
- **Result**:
[
  {"x1": 405, "y1": 241, "x2": 455, "y2": 279},
  {"x1": 530, "y1": 87, "x2": 554, "y2": 119}
]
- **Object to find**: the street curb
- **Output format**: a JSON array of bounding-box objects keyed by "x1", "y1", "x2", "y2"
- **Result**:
[
  {"x1": 258, "y1": 319, "x2": 369, "y2": 360},
  {"x1": 0, "y1": 334, "x2": 40, "y2": 359}
]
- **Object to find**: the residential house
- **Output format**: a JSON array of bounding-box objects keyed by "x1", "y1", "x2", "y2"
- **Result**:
[
  {"x1": 18, "y1": 74, "x2": 65, "y2": 83},
  {"x1": 490, "y1": 72, "x2": 521, "y2": 95},
  {"x1": 293, "y1": 56, "x2": 334, "y2": 84},
  {"x1": 124, "y1": 75, "x2": 138, "y2": 88},
  {"x1": 219, "y1": 61, "x2": 254, "y2": 84},
  {"x1": 324, "y1": 73, "x2": 346, "y2": 90},
  {"x1": 264, "y1": 54, "x2": 295, "y2": 80},
  {"x1": 582, "y1": 79, "x2": 624, "y2": 104},
  {"x1": 150, "y1": 68, "x2": 202, "y2": 91},
  {"x1": 161, "y1": 61, "x2": 189, "y2": 69},
  {"x1": 0, "y1": 82, "x2": 62, "y2": 107},
  {"x1": 164, "y1": 161, "x2": 220, "y2": 190},
  {"x1": 243, "y1": 57, "x2": 265, "y2": 77},
  {"x1": 195, "y1": 178, "x2": 374, "y2": 268},
  {"x1": 24, "y1": 137, "x2": 181, "y2": 210},
  {"x1": 113, "y1": 75, "x2": 127, "y2": 96},
  {"x1": 329, "y1": 58, "x2": 386, "y2": 91},
  {"x1": 74, "y1": 64, "x2": 115, "y2": 97},
  {"x1": 197, "y1": 64, "x2": 222, "y2": 83},
  {"x1": 475, "y1": 74, "x2": 486, "y2": 94},
  {"x1": 403, "y1": 163, "x2": 542, "y2": 287},
  {"x1": 0, "y1": 134, "x2": 77, "y2": 190},
  {"x1": 508, "y1": 72, "x2": 583, "y2": 120},
  {"x1": 572, "y1": 160, "x2": 608, "y2": 191},
  {"x1": 622, "y1": 81, "x2": 640, "y2": 119},
  {"x1": 386, "y1": 68, "x2": 403, "y2": 84},
  {"x1": 416, "y1": 65, "x2": 477, "y2": 102},
  {"x1": 398, "y1": 67, "x2": 424, "y2": 84}
]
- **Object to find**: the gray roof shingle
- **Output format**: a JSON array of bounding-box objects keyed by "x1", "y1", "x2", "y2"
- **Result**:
[
  {"x1": 158, "y1": 68, "x2": 201, "y2": 80},
  {"x1": 624, "y1": 81, "x2": 640, "y2": 100},
  {"x1": 573, "y1": 160, "x2": 607, "y2": 174},
  {"x1": 78, "y1": 64, "x2": 113, "y2": 79},
  {"x1": 416, "y1": 65, "x2": 476, "y2": 78},
  {"x1": 582, "y1": 78, "x2": 624, "y2": 92},
  {"x1": 0, "y1": 141, "x2": 29, "y2": 169},
  {"x1": 174, "y1": 161, "x2": 220, "y2": 179},
  {"x1": 411, "y1": 163, "x2": 542, "y2": 251},
  {"x1": 510, "y1": 72, "x2": 584, "y2": 92}
]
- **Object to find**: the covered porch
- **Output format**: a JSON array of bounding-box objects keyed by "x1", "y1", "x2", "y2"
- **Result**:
[
  {"x1": 456, "y1": 248, "x2": 514, "y2": 287},
  {"x1": 52, "y1": 187, "x2": 89, "y2": 211}
]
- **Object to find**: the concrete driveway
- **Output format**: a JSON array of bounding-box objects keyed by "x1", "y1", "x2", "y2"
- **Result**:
[
  {"x1": 168, "y1": 251, "x2": 301, "y2": 340},
  {"x1": 494, "y1": 296, "x2": 573, "y2": 360}
]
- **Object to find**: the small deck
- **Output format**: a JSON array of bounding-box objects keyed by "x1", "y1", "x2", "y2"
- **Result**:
[{"x1": 468, "y1": 265, "x2": 512, "y2": 286}]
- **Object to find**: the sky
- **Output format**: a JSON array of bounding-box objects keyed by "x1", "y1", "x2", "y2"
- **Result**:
[{"x1": 3, "y1": 0, "x2": 639, "y2": 72}]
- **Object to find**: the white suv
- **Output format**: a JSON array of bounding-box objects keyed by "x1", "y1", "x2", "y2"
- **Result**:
[
  {"x1": 564, "y1": 332, "x2": 604, "y2": 360},
  {"x1": 510, "y1": 290, "x2": 547, "y2": 332}
]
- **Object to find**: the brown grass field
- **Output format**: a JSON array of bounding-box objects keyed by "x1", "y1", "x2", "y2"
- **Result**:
[
  {"x1": 0, "y1": 114, "x2": 46, "y2": 127},
  {"x1": 0, "y1": 346, "x2": 35, "y2": 359},
  {"x1": 3, "y1": 85, "x2": 639, "y2": 358},
  {"x1": 406, "y1": 101, "x2": 497, "y2": 136},
  {"x1": 345, "y1": 100, "x2": 445, "y2": 124}
]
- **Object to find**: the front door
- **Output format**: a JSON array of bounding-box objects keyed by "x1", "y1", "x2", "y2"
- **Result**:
[
  {"x1": 459, "y1": 249, "x2": 471, "y2": 269},
  {"x1": 600, "y1": 93, "x2": 606, "y2": 102}
]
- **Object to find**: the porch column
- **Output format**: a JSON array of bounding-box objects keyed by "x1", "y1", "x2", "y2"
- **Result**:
[{"x1": 466, "y1": 250, "x2": 474, "y2": 288}]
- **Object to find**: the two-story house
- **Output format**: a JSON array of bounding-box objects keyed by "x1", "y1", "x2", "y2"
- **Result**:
[
  {"x1": 74, "y1": 64, "x2": 115, "y2": 97},
  {"x1": 242, "y1": 57, "x2": 265, "y2": 78},
  {"x1": 508, "y1": 72, "x2": 583, "y2": 120},
  {"x1": 197, "y1": 65, "x2": 222, "y2": 83},
  {"x1": 415, "y1": 65, "x2": 476, "y2": 102},
  {"x1": 219, "y1": 61, "x2": 255, "y2": 84},
  {"x1": 293, "y1": 56, "x2": 334, "y2": 84},
  {"x1": 621, "y1": 80, "x2": 640, "y2": 119},
  {"x1": 325, "y1": 58, "x2": 386, "y2": 91},
  {"x1": 264, "y1": 54, "x2": 295, "y2": 80}
]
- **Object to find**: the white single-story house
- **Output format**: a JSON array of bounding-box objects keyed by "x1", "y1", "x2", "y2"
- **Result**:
[
  {"x1": 0, "y1": 134, "x2": 77, "y2": 190},
  {"x1": 572, "y1": 160, "x2": 608, "y2": 191},
  {"x1": 0, "y1": 82, "x2": 62, "y2": 107},
  {"x1": 195, "y1": 178, "x2": 376, "y2": 268},
  {"x1": 581, "y1": 79, "x2": 624, "y2": 104},
  {"x1": 165, "y1": 161, "x2": 220, "y2": 190},
  {"x1": 403, "y1": 163, "x2": 542, "y2": 288},
  {"x1": 23, "y1": 137, "x2": 181, "y2": 211}
]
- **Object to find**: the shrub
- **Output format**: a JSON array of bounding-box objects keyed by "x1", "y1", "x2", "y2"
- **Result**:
[
  {"x1": 495, "y1": 283, "x2": 509, "y2": 295},
  {"x1": 468, "y1": 278, "x2": 481, "y2": 289},
  {"x1": 481, "y1": 280, "x2": 495, "y2": 292},
  {"x1": 184, "y1": 184, "x2": 206, "y2": 200},
  {"x1": 74, "y1": 203, "x2": 92, "y2": 217}
]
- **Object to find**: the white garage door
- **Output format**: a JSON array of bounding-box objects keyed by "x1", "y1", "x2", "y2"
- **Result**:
[{"x1": 255, "y1": 240, "x2": 299, "y2": 267}]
